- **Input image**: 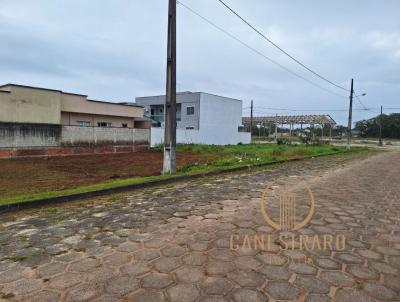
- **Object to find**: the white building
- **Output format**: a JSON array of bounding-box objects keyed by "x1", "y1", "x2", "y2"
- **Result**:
[{"x1": 136, "y1": 92, "x2": 251, "y2": 147}]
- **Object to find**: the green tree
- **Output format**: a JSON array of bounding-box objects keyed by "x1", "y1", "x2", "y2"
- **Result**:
[
  {"x1": 354, "y1": 113, "x2": 400, "y2": 138},
  {"x1": 332, "y1": 125, "x2": 347, "y2": 137}
]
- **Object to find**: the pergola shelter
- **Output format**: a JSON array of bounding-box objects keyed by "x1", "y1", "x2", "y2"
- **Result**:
[{"x1": 242, "y1": 114, "x2": 336, "y2": 138}]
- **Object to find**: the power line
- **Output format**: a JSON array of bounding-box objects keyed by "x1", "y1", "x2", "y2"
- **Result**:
[
  {"x1": 243, "y1": 105, "x2": 400, "y2": 111},
  {"x1": 243, "y1": 106, "x2": 400, "y2": 118},
  {"x1": 354, "y1": 92, "x2": 368, "y2": 110},
  {"x1": 216, "y1": 0, "x2": 349, "y2": 92},
  {"x1": 177, "y1": 1, "x2": 347, "y2": 99},
  {"x1": 243, "y1": 106, "x2": 370, "y2": 112}
]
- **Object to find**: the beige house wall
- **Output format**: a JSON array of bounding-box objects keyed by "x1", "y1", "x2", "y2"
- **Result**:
[
  {"x1": 61, "y1": 94, "x2": 144, "y2": 118},
  {"x1": 0, "y1": 85, "x2": 61, "y2": 124},
  {"x1": 61, "y1": 112, "x2": 135, "y2": 128},
  {"x1": 0, "y1": 84, "x2": 146, "y2": 128}
]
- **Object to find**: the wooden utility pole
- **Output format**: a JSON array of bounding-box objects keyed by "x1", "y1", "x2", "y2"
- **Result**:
[
  {"x1": 346, "y1": 79, "x2": 354, "y2": 150},
  {"x1": 163, "y1": 0, "x2": 177, "y2": 173},
  {"x1": 250, "y1": 100, "x2": 253, "y2": 141},
  {"x1": 379, "y1": 105, "x2": 383, "y2": 146}
]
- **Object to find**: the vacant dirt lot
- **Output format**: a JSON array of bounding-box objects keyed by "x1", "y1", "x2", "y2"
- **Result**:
[
  {"x1": 0, "y1": 150, "x2": 398, "y2": 301},
  {"x1": 0, "y1": 150, "x2": 214, "y2": 199}
]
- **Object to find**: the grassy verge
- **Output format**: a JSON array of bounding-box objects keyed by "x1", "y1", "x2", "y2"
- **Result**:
[
  {"x1": 0, "y1": 144, "x2": 365, "y2": 207},
  {"x1": 170, "y1": 144, "x2": 345, "y2": 173}
]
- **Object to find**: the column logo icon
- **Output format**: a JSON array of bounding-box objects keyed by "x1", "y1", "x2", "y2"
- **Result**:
[{"x1": 260, "y1": 185, "x2": 315, "y2": 231}]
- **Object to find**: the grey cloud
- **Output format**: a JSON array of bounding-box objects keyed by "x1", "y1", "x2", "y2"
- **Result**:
[{"x1": 0, "y1": 0, "x2": 399, "y2": 124}]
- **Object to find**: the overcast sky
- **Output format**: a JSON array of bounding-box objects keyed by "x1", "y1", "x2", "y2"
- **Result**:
[{"x1": 1, "y1": 0, "x2": 399, "y2": 125}]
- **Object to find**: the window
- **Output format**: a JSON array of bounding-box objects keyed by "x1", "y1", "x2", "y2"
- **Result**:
[
  {"x1": 186, "y1": 106, "x2": 194, "y2": 115},
  {"x1": 122, "y1": 123, "x2": 128, "y2": 128},
  {"x1": 76, "y1": 121, "x2": 90, "y2": 127},
  {"x1": 186, "y1": 127, "x2": 194, "y2": 130},
  {"x1": 98, "y1": 122, "x2": 112, "y2": 127}
]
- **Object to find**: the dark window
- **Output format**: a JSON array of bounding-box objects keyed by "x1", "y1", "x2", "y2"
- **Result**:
[
  {"x1": 186, "y1": 127, "x2": 194, "y2": 130},
  {"x1": 122, "y1": 123, "x2": 128, "y2": 128},
  {"x1": 98, "y1": 122, "x2": 111, "y2": 127},
  {"x1": 186, "y1": 106, "x2": 194, "y2": 115}
]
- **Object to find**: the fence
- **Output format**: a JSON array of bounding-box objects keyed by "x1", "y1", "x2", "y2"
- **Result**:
[
  {"x1": 61, "y1": 126, "x2": 149, "y2": 146},
  {"x1": 150, "y1": 127, "x2": 251, "y2": 147},
  {"x1": 0, "y1": 123, "x2": 150, "y2": 157}
]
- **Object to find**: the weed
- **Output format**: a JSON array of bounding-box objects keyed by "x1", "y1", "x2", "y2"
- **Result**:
[
  {"x1": 45, "y1": 208, "x2": 58, "y2": 214},
  {"x1": 109, "y1": 194, "x2": 123, "y2": 203},
  {"x1": 1, "y1": 256, "x2": 27, "y2": 262},
  {"x1": 83, "y1": 233, "x2": 92, "y2": 240},
  {"x1": 18, "y1": 234, "x2": 29, "y2": 242},
  {"x1": 99, "y1": 225, "x2": 108, "y2": 232}
]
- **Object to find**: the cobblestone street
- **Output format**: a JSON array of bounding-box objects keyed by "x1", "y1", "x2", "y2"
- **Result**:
[{"x1": 0, "y1": 150, "x2": 399, "y2": 302}]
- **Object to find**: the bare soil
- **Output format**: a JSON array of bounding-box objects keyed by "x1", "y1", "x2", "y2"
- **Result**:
[{"x1": 0, "y1": 150, "x2": 215, "y2": 199}]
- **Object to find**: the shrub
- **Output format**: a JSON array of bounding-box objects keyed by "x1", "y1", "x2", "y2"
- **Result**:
[
  {"x1": 299, "y1": 134, "x2": 311, "y2": 145},
  {"x1": 276, "y1": 137, "x2": 292, "y2": 145}
]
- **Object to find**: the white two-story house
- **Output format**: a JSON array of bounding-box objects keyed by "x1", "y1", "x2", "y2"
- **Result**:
[{"x1": 135, "y1": 92, "x2": 250, "y2": 146}]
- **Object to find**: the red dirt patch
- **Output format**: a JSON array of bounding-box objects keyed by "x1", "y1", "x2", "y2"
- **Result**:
[{"x1": 0, "y1": 150, "x2": 215, "y2": 199}]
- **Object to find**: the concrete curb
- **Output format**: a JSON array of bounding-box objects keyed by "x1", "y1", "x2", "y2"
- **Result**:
[{"x1": 0, "y1": 151, "x2": 350, "y2": 213}]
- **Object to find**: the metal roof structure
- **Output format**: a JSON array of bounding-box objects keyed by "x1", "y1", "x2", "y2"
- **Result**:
[{"x1": 242, "y1": 115, "x2": 336, "y2": 126}]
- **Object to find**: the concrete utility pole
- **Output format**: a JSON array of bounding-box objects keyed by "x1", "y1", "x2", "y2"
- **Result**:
[
  {"x1": 163, "y1": 0, "x2": 177, "y2": 173},
  {"x1": 250, "y1": 100, "x2": 253, "y2": 141},
  {"x1": 379, "y1": 105, "x2": 383, "y2": 146},
  {"x1": 346, "y1": 78, "x2": 354, "y2": 150},
  {"x1": 274, "y1": 114, "x2": 278, "y2": 141}
]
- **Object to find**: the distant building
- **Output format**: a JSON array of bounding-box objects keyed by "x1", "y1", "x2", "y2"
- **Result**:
[
  {"x1": 136, "y1": 92, "x2": 250, "y2": 146},
  {"x1": 0, "y1": 84, "x2": 150, "y2": 158}
]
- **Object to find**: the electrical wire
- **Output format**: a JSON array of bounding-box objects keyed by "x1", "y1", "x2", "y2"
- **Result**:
[
  {"x1": 179, "y1": 1, "x2": 385, "y2": 116},
  {"x1": 354, "y1": 92, "x2": 368, "y2": 110},
  {"x1": 177, "y1": 1, "x2": 347, "y2": 99},
  {"x1": 243, "y1": 106, "x2": 370, "y2": 112},
  {"x1": 216, "y1": 0, "x2": 349, "y2": 92}
]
